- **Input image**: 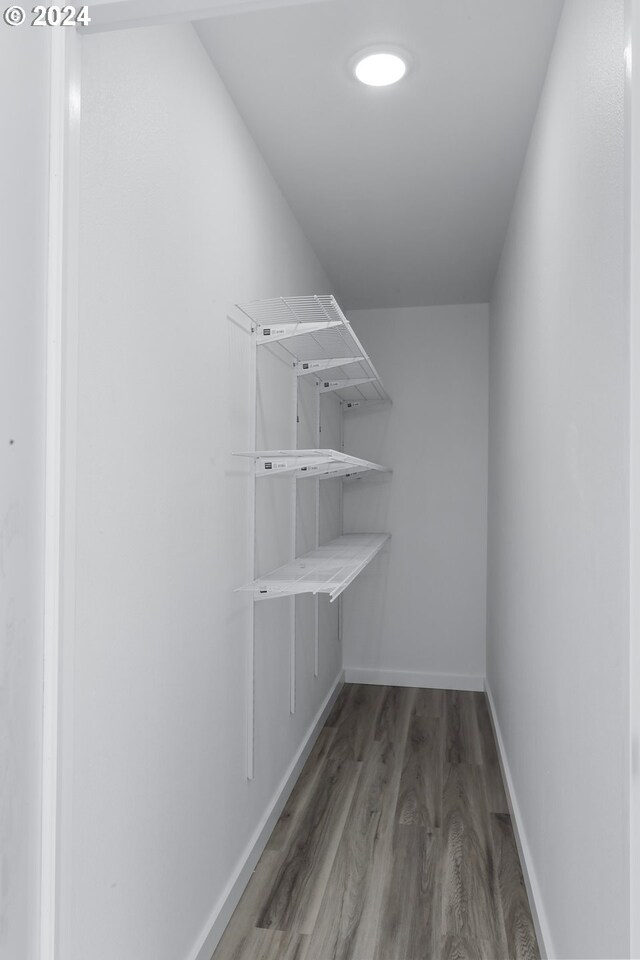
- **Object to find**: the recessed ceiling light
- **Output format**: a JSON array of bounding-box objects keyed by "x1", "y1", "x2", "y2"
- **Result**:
[{"x1": 352, "y1": 48, "x2": 409, "y2": 87}]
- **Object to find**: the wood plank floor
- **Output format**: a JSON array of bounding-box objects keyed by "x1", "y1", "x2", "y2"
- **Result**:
[{"x1": 211, "y1": 685, "x2": 539, "y2": 960}]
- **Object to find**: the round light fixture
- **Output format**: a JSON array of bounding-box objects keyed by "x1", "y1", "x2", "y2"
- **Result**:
[{"x1": 352, "y1": 47, "x2": 409, "y2": 87}]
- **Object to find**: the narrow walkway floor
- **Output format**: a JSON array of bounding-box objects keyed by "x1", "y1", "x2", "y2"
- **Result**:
[{"x1": 212, "y1": 684, "x2": 539, "y2": 960}]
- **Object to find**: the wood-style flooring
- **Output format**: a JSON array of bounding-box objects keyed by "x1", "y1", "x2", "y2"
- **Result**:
[{"x1": 212, "y1": 685, "x2": 539, "y2": 960}]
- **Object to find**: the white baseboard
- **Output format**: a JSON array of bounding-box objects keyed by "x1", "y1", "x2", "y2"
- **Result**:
[
  {"x1": 484, "y1": 680, "x2": 554, "y2": 960},
  {"x1": 344, "y1": 666, "x2": 485, "y2": 692},
  {"x1": 188, "y1": 670, "x2": 344, "y2": 960}
]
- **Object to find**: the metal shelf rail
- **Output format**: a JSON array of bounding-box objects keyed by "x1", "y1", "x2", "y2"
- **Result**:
[{"x1": 236, "y1": 534, "x2": 390, "y2": 602}]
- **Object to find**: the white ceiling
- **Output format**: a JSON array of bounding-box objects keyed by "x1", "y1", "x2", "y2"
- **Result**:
[{"x1": 197, "y1": 0, "x2": 564, "y2": 309}]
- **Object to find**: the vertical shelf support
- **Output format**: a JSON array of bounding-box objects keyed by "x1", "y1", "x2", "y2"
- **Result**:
[
  {"x1": 246, "y1": 325, "x2": 257, "y2": 780},
  {"x1": 290, "y1": 371, "x2": 298, "y2": 715},
  {"x1": 314, "y1": 380, "x2": 321, "y2": 678}
]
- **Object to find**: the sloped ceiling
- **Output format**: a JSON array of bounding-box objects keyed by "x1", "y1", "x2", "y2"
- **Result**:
[{"x1": 197, "y1": 0, "x2": 564, "y2": 308}]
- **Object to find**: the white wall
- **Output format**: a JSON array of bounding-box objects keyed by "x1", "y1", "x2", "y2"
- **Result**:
[
  {"x1": 342, "y1": 305, "x2": 489, "y2": 690},
  {"x1": 72, "y1": 23, "x2": 340, "y2": 960},
  {"x1": 0, "y1": 27, "x2": 50, "y2": 960},
  {"x1": 629, "y1": 1, "x2": 640, "y2": 951},
  {"x1": 487, "y1": 1, "x2": 628, "y2": 957}
]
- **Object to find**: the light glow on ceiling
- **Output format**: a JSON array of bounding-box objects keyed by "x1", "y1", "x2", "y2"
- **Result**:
[{"x1": 353, "y1": 50, "x2": 408, "y2": 87}]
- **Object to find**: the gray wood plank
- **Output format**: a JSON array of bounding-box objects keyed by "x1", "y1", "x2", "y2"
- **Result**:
[
  {"x1": 474, "y1": 694, "x2": 509, "y2": 814},
  {"x1": 256, "y1": 756, "x2": 362, "y2": 935},
  {"x1": 266, "y1": 727, "x2": 335, "y2": 852},
  {"x1": 440, "y1": 934, "x2": 502, "y2": 960},
  {"x1": 414, "y1": 687, "x2": 444, "y2": 718},
  {"x1": 325, "y1": 684, "x2": 350, "y2": 728},
  {"x1": 396, "y1": 713, "x2": 441, "y2": 830},
  {"x1": 307, "y1": 689, "x2": 414, "y2": 960},
  {"x1": 234, "y1": 930, "x2": 309, "y2": 960},
  {"x1": 212, "y1": 852, "x2": 282, "y2": 960},
  {"x1": 374, "y1": 827, "x2": 441, "y2": 960},
  {"x1": 328, "y1": 683, "x2": 385, "y2": 762},
  {"x1": 441, "y1": 763, "x2": 507, "y2": 951},
  {"x1": 374, "y1": 702, "x2": 443, "y2": 960},
  {"x1": 491, "y1": 813, "x2": 540, "y2": 960},
  {"x1": 374, "y1": 685, "x2": 411, "y2": 743},
  {"x1": 444, "y1": 690, "x2": 483, "y2": 765}
]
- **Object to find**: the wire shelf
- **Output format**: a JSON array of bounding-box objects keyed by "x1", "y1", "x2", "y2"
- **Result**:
[
  {"x1": 236, "y1": 533, "x2": 390, "y2": 602},
  {"x1": 234, "y1": 448, "x2": 390, "y2": 480},
  {"x1": 236, "y1": 295, "x2": 391, "y2": 405}
]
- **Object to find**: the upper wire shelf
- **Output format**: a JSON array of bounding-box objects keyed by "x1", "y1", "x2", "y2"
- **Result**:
[{"x1": 235, "y1": 295, "x2": 391, "y2": 405}]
